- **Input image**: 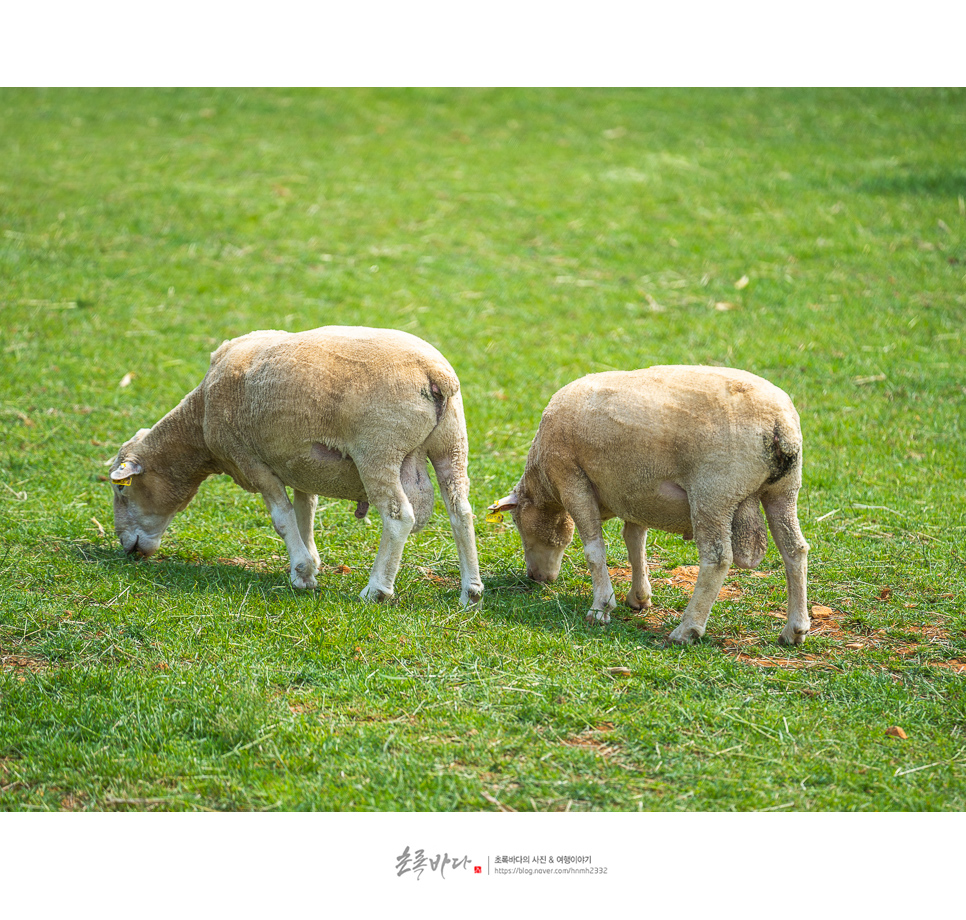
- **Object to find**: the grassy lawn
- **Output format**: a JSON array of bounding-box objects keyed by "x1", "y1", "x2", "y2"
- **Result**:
[{"x1": 1, "y1": 87, "x2": 965, "y2": 811}]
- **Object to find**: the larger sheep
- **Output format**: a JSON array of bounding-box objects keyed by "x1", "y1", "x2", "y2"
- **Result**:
[
  {"x1": 109, "y1": 326, "x2": 484, "y2": 608},
  {"x1": 488, "y1": 365, "x2": 809, "y2": 644}
]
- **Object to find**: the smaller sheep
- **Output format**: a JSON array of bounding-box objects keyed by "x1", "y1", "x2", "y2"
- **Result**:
[
  {"x1": 488, "y1": 366, "x2": 809, "y2": 644},
  {"x1": 109, "y1": 326, "x2": 484, "y2": 607}
]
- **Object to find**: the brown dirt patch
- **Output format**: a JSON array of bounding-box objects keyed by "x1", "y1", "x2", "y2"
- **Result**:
[
  {"x1": 59, "y1": 793, "x2": 86, "y2": 811},
  {"x1": 562, "y1": 723, "x2": 621, "y2": 758},
  {"x1": 287, "y1": 699, "x2": 320, "y2": 715},
  {"x1": 723, "y1": 604, "x2": 961, "y2": 674},
  {"x1": 621, "y1": 606, "x2": 680, "y2": 634},
  {"x1": 417, "y1": 566, "x2": 456, "y2": 587},
  {"x1": 610, "y1": 563, "x2": 746, "y2": 600},
  {"x1": 654, "y1": 565, "x2": 743, "y2": 600},
  {"x1": 729, "y1": 651, "x2": 830, "y2": 670},
  {"x1": 1, "y1": 651, "x2": 48, "y2": 675},
  {"x1": 608, "y1": 562, "x2": 663, "y2": 581},
  {"x1": 929, "y1": 659, "x2": 966, "y2": 674},
  {"x1": 216, "y1": 554, "x2": 358, "y2": 574},
  {"x1": 216, "y1": 555, "x2": 278, "y2": 571},
  {"x1": 615, "y1": 583, "x2": 961, "y2": 676}
]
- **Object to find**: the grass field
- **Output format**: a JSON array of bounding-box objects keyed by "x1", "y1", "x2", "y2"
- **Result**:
[{"x1": 1, "y1": 87, "x2": 965, "y2": 812}]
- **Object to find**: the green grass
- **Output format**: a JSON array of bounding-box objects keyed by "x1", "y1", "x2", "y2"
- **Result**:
[{"x1": 1, "y1": 87, "x2": 965, "y2": 811}]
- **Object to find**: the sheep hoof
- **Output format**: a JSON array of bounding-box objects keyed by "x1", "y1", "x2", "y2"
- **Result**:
[
  {"x1": 461, "y1": 585, "x2": 484, "y2": 609},
  {"x1": 668, "y1": 623, "x2": 703, "y2": 645},
  {"x1": 290, "y1": 559, "x2": 319, "y2": 589},
  {"x1": 626, "y1": 592, "x2": 652, "y2": 611},
  {"x1": 291, "y1": 571, "x2": 318, "y2": 590},
  {"x1": 778, "y1": 626, "x2": 808, "y2": 646},
  {"x1": 585, "y1": 609, "x2": 611, "y2": 626},
  {"x1": 360, "y1": 583, "x2": 392, "y2": 603}
]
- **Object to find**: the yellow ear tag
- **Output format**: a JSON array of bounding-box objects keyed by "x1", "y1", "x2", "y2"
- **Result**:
[
  {"x1": 485, "y1": 510, "x2": 504, "y2": 524},
  {"x1": 115, "y1": 476, "x2": 133, "y2": 487}
]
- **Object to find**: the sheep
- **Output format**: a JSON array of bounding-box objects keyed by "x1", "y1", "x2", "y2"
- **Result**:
[
  {"x1": 487, "y1": 365, "x2": 809, "y2": 644},
  {"x1": 109, "y1": 326, "x2": 484, "y2": 608}
]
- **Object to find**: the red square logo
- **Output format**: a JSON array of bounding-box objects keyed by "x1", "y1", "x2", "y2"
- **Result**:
[{"x1": 474, "y1": 866, "x2": 482, "y2": 874}]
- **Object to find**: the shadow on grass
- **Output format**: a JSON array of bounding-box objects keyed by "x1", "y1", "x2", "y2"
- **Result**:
[
  {"x1": 71, "y1": 540, "x2": 295, "y2": 596},
  {"x1": 72, "y1": 541, "x2": 685, "y2": 647},
  {"x1": 858, "y1": 168, "x2": 966, "y2": 197},
  {"x1": 481, "y1": 575, "x2": 677, "y2": 647}
]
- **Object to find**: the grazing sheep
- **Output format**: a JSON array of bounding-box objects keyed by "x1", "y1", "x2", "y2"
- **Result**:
[
  {"x1": 109, "y1": 326, "x2": 484, "y2": 608},
  {"x1": 488, "y1": 365, "x2": 809, "y2": 644}
]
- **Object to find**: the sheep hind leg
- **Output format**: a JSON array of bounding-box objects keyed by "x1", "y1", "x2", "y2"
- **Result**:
[
  {"x1": 622, "y1": 521, "x2": 652, "y2": 610},
  {"x1": 430, "y1": 454, "x2": 484, "y2": 608},
  {"x1": 426, "y1": 392, "x2": 484, "y2": 608},
  {"x1": 360, "y1": 504, "x2": 415, "y2": 602},
  {"x1": 668, "y1": 516, "x2": 733, "y2": 645},
  {"x1": 762, "y1": 489, "x2": 810, "y2": 645}
]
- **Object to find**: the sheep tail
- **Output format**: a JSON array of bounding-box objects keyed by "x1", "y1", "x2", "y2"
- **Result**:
[
  {"x1": 425, "y1": 366, "x2": 460, "y2": 424},
  {"x1": 765, "y1": 419, "x2": 802, "y2": 484}
]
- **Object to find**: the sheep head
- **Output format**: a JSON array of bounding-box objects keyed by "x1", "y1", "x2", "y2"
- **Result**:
[
  {"x1": 489, "y1": 485, "x2": 574, "y2": 584},
  {"x1": 109, "y1": 429, "x2": 194, "y2": 558}
]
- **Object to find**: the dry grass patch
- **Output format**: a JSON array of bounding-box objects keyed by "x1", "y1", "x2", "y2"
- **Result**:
[
  {"x1": 610, "y1": 563, "x2": 747, "y2": 602},
  {"x1": 729, "y1": 650, "x2": 831, "y2": 670},
  {"x1": 613, "y1": 577, "x2": 961, "y2": 677},
  {"x1": 657, "y1": 565, "x2": 744, "y2": 601},
  {"x1": 561, "y1": 722, "x2": 622, "y2": 759},
  {"x1": 719, "y1": 603, "x2": 962, "y2": 674},
  {"x1": 416, "y1": 566, "x2": 457, "y2": 587},
  {"x1": 215, "y1": 556, "x2": 277, "y2": 571},
  {"x1": 1, "y1": 650, "x2": 49, "y2": 676}
]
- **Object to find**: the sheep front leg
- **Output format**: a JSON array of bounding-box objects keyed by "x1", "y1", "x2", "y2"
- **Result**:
[
  {"x1": 258, "y1": 484, "x2": 318, "y2": 590},
  {"x1": 582, "y1": 530, "x2": 617, "y2": 625},
  {"x1": 563, "y1": 483, "x2": 615, "y2": 625},
  {"x1": 622, "y1": 521, "x2": 653, "y2": 610},
  {"x1": 293, "y1": 490, "x2": 321, "y2": 569},
  {"x1": 228, "y1": 457, "x2": 319, "y2": 589},
  {"x1": 668, "y1": 516, "x2": 732, "y2": 644}
]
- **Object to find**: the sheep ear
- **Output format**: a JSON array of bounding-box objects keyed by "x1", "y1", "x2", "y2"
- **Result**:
[
  {"x1": 486, "y1": 492, "x2": 519, "y2": 523},
  {"x1": 111, "y1": 460, "x2": 143, "y2": 486}
]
